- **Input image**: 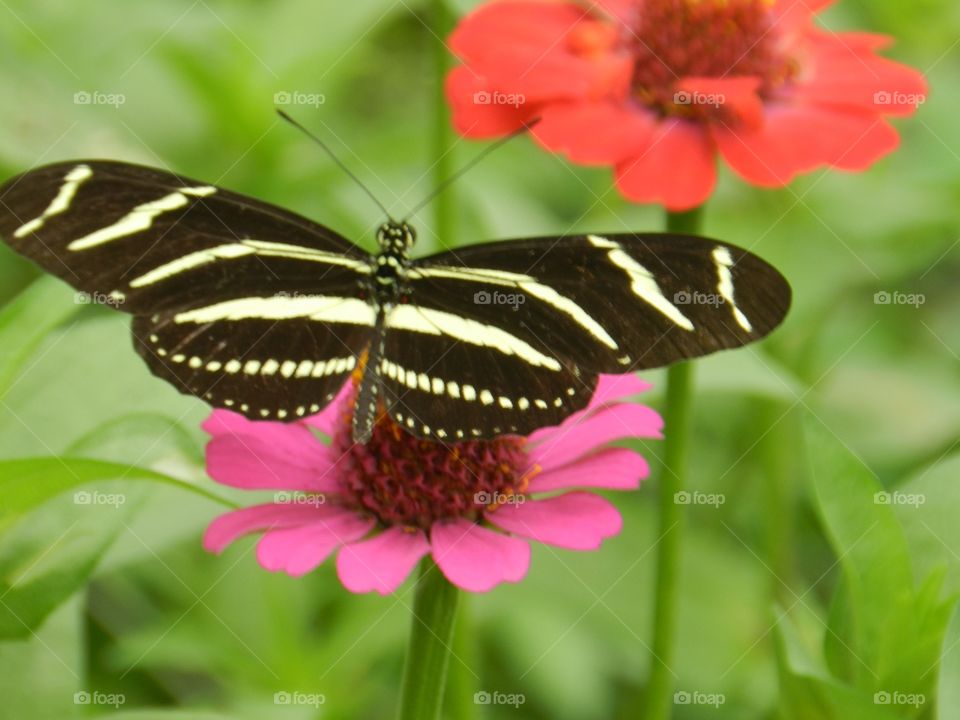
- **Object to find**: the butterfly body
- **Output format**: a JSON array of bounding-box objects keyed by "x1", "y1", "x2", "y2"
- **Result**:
[{"x1": 0, "y1": 160, "x2": 791, "y2": 443}]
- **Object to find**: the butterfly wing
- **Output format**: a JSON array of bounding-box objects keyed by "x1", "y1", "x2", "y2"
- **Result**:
[
  {"x1": 0, "y1": 160, "x2": 374, "y2": 420},
  {"x1": 377, "y1": 233, "x2": 789, "y2": 439}
]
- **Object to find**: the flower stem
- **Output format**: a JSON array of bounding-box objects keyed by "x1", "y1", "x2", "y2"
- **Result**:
[
  {"x1": 398, "y1": 558, "x2": 460, "y2": 720},
  {"x1": 644, "y1": 206, "x2": 703, "y2": 720},
  {"x1": 430, "y1": 0, "x2": 455, "y2": 250}
]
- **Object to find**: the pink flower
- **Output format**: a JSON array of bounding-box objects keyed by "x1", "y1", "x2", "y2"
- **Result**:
[
  {"x1": 202, "y1": 375, "x2": 661, "y2": 594},
  {"x1": 446, "y1": 0, "x2": 928, "y2": 210}
]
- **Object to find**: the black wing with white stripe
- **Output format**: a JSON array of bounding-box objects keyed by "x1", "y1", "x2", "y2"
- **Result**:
[
  {"x1": 0, "y1": 159, "x2": 791, "y2": 443},
  {"x1": 374, "y1": 234, "x2": 790, "y2": 439},
  {"x1": 0, "y1": 160, "x2": 374, "y2": 421}
]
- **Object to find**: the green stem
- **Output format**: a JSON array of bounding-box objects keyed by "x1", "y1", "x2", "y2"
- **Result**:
[
  {"x1": 444, "y1": 595, "x2": 477, "y2": 720},
  {"x1": 759, "y1": 398, "x2": 795, "y2": 604},
  {"x1": 398, "y1": 559, "x2": 461, "y2": 720},
  {"x1": 644, "y1": 206, "x2": 703, "y2": 720},
  {"x1": 431, "y1": 0, "x2": 455, "y2": 249}
]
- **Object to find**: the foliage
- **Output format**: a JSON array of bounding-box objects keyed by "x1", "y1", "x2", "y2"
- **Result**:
[{"x1": 0, "y1": 0, "x2": 957, "y2": 718}]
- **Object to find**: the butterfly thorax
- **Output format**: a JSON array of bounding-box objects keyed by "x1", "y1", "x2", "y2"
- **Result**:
[{"x1": 372, "y1": 221, "x2": 415, "y2": 305}]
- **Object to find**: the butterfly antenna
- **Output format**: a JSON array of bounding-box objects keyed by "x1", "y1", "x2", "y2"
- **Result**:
[
  {"x1": 276, "y1": 109, "x2": 396, "y2": 222},
  {"x1": 403, "y1": 119, "x2": 539, "y2": 222}
]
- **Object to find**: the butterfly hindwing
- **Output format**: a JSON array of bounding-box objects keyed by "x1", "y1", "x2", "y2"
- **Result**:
[
  {"x1": 378, "y1": 319, "x2": 595, "y2": 440},
  {"x1": 133, "y1": 312, "x2": 370, "y2": 421}
]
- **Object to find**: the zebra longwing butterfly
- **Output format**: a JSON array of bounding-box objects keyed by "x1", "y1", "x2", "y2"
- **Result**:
[{"x1": 0, "y1": 160, "x2": 790, "y2": 443}]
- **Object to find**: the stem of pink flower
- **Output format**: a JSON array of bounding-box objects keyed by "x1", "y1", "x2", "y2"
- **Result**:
[
  {"x1": 645, "y1": 206, "x2": 703, "y2": 720},
  {"x1": 397, "y1": 7, "x2": 462, "y2": 717},
  {"x1": 397, "y1": 558, "x2": 461, "y2": 720}
]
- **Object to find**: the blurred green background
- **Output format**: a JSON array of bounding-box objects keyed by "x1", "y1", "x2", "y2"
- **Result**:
[{"x1": 0, "y1": 0, "x2": 958, "y2": 718}]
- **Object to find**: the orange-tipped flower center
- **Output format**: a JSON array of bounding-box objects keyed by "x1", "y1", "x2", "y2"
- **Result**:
[
  {"x1": 332, "y1": 388, "x2": 532, "y2": 529},
  {"x1": 627, "y1": 0, "x2": 794, "y2": 118}
]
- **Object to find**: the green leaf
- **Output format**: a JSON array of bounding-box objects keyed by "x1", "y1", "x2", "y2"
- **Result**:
[
  {"x1": 0, "y1": 457, "x2": 232, "y2": 528},
  {"x1": 66, "y1": 413, "x2": 204, "y2": 467},
  {"x1": 775, "y1": 610, "x2": 902, "y2": 720},
  {"x1": 897, "y1": 454, "x2": 960, "y2": 592},
  {"x1": 806, "y1": 415, "x2": 957, "y2": 708},
  {"x1": 0, "y1": 276, "x2": 79, "y2": 398},
  {"x1": 0, "y1": 490, "x2": 134, "y2": 639}
]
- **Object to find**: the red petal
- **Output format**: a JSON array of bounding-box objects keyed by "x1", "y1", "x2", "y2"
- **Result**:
[
  {"x1": 615, "y1": 119, "x2": 717, "y2": 210},
  {"x1": 794, "y1": 31, "x2": 928, "y2": 117},
  {"x1": 448, "y1": 0, "x2": 631, "y2": 108},
  {"x1": 446, "y1": 66, "x2": 538, "y2": 138},
  {"x1": 532, "y1": 102, "x2": 656, "y2": 164},
  {"x1": 450, "y1": 1, "x2": 591, "y2": 64},
  {"x1": 773, "y1": 0, "x2": 836, "y2": 34},
  {"x1": 676, "y1": 76, "x2": 765, "y2": 128},
  {"x1": 714, "y1": 102, "x2": 900, "y2": 186}
]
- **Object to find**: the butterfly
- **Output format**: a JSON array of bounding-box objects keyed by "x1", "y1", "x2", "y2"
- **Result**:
[{"x1": 0, "y1": 159, "x2": 790, "y2": 443}]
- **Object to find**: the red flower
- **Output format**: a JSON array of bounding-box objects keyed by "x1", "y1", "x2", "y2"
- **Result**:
[{"x1": 446, "y1": 0, "x2": 927, "y2": 210}]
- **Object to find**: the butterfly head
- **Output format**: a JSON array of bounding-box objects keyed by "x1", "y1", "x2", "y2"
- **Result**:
[{"x1": 377, "y1": 221, "x2": 415, "y2": 254}]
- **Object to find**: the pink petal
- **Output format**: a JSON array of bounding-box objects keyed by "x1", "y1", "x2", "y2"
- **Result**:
[
  {"x1": 302, "y1": 380, "x2": 354, "y2": 436},
  {"x1": 487, "y1": 492, "x2": 622, "y2": 550},
  {"x1": 586, "y1": 373, "x2": 652, "y2": 411},
  {"x1": 203, "y1": 502, "x2": 339, "y2": 553},
  {"x1": 713, "y1": 102, "x2": 900, "y2": 186},
  {"x1": 528, "y1": 447, "x2": 649, "y2": 493},
  {"x1": 526, "y1": 374, "x2": 653, "y2": 445},
  {"x1": 527, "y1": 403, "x2": 663, "y2": 471},
  {"x1": 430, "y1": 520, "x2": 530, "y2": 592},
  {"x1": 533, "y1": 101, "x2": 656, "y2": 165},
  {"x1": 205, "y1": 427, "x2": 341, "y2": 492},
  {"x1": 336, "y1": 528, "x2": 430, "y2": 595},
  {"x1": 256, "y1": 511, "x2": 375, "y2": 577},
  {"x1": 615, "y1": 119, "x2": 717, "y2": 211}
]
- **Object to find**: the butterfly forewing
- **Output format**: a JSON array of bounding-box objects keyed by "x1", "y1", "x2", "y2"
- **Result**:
[
  {"x1": 407, "y1": 234, "x2": 790, "y2": 372},
  {"x1": 0, "y1": 161, "x2": 369, "y2": 314}
]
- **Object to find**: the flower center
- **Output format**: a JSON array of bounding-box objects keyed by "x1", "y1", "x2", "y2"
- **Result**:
[
  {"x1": 625, "y1": 0, "x2": 794, "y2": 118},
  {"x1": 331, "y1": 397, "x2": 533, "y2": 529}
]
